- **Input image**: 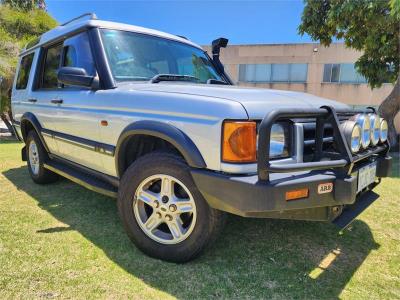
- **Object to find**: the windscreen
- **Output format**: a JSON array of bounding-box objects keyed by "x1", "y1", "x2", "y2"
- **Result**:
[{"x1": 100, "y1": 29, "x2": 224, "y2": 83}]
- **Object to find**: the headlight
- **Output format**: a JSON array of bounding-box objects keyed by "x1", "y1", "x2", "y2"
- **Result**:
[
  {"x1": 221, "y1": 121, "x2": 290, "y2": 163},
  {"x1": 341, "y1": 120, "x2": 361, "y2": 153},
  {"x1": 353, "y1": 114, "x2": 371, "y2": 149},
  {"x1": 380, "y1": 118, "x2": 388, "y2": 143},
  {"x1": 269, "y1": 123, "x2": 290, "y2": 159},
  {"x1": 369, "y1": 113, "x2": 380, "y2": 146}
]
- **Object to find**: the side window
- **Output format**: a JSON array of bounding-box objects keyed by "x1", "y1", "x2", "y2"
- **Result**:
[
  {"x1": 16, "y1": 53, "x2": 34, "y2": 90},
  {"x1": 41, "y1": 44, "x2": 63, "y2": 89},
  {"x1": 63, "y1": 32, "x2": 96, "y2": 77}
]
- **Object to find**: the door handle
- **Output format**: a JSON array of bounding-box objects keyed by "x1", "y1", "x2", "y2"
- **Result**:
[
  {"x1": 51, "y1": 99, "x2": 63, "y2": 104},
  {"x1": 28, "y1": 98, "x2": 37, "y2": 103}
]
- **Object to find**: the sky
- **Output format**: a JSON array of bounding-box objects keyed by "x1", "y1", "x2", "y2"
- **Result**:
[{"x1": 45, "y1": 0, "x2": 313, "y2": 46}]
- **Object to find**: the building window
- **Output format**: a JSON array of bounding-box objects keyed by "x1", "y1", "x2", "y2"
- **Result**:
[
  {"x1": 323, "y1": 63, "x2": 367, "y2": 84},
  {"x1": 238, "y1": 63, "x2": 308, "y2": 83}
]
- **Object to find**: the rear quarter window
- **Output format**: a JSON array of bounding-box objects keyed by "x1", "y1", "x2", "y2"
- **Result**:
[{"x1": 16, "y1": 53, "x2": 34, "y2": 90}]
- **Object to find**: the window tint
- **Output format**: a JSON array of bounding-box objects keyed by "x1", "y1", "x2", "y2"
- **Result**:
[
  {"x1": 289, "y1": 63, "x2": 308, "y2": 82},
  {"x1": 64, "y1": 46, "x2": 77, "y2": 67},
  {"x1": 238, "y1": 63, "x2": 307, "y2": 83},
  {"x1": 323, "y1": 63, "x2": 368, "y2": 84},
  {"x1": 330, "y1": 64, "x2": 340, "y2": 82},
  {"x1": 323, "y1": 64, "x2": 332, "y2": 82},
  {"x1": 16, "y1": 53, "x2": 34, "y2": 90},
  {"x1": 41, "y1": 44, "x2": 62, "y2": 89},
  {"x1": 63, "y1": 32, "x2": 96, "y2": 77},
  {"x1": 271, "y1": 64, "x2": 290, "y2": 82}
]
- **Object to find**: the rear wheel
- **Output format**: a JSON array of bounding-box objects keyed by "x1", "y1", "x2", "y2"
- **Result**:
[
  {"x1": 26, "y1": 130, "x2": 58, "y2": 184},
  {"x1": 118, "y1": 152, "x2": 225, "y2": 263}
]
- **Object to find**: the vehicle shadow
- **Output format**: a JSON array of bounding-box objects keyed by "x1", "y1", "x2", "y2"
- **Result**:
[{"x1": 3, "y1": 166, "x2": 380, "y2": 299}]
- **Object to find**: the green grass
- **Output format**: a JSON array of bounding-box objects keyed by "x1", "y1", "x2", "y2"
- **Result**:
[{"x1": 1, "y1": 139, "x2": 399, "y2": 299}]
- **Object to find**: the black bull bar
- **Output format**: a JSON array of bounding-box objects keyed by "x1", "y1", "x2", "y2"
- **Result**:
[{"x1": 257, "y1": 105, "x2": 389, "y2": 181}]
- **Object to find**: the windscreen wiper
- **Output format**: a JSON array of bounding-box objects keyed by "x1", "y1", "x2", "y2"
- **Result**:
[
  {"x1": 207, "y1": 79, "x2": 228, "y2": 85},
  {"x1": 150, "y1": 74, "x2": 200, "y2": 83}
]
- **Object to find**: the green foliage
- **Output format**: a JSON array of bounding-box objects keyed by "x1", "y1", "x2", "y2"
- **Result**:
[
  {"x1": 299, "y1": 0, "x2": 399, "y2": 89},
  {"x1": 0, "y1": 4, "x2": 56, "y2": 113},
  {"x1": 1, "y1": 0, "x2": 44, "y2": 11}
]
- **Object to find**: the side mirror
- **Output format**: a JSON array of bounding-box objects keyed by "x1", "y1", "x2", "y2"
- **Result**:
[{"x1": 57, "y1": 67, "x2": 98, "y2": 89}]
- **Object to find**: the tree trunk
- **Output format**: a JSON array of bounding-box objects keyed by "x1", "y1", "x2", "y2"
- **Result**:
[
  {"x1": 378, "y1": 77, "x2": 399, "y2": 151},
  {"x1": 0, "y1": 112, "x2": 15, "y2": 136}
]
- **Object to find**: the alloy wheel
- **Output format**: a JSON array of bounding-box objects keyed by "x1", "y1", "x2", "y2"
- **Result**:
[{"x1": 133, "y1": 174, "x2": 197, "y2": 244}]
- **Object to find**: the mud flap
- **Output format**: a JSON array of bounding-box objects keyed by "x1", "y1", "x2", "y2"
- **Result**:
[
  {"x1": 332, "y1": 191, "x2": 379, "y2": 229},
  {"x1": 21, "y1": 146, "x2": 27, "y2": 161}
]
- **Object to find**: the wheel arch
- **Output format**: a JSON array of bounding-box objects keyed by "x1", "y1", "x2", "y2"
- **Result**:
[
  {"x1": 115, "y1": 120, "x2": 206, "y2": 178},
  {"x1": 20, "y1": 112, "x2": 49, "y2": 153}
]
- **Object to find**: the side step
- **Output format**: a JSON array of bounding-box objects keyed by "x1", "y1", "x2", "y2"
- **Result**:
[
  {"x1": 332, "y1": 191, "x2": 379, "y2": 229},
  {"x1": 44, "y1": 160, "x2": 118, "y2": 198}
]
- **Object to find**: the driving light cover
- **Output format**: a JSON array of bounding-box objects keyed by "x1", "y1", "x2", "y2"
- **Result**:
[
  {"x1": 369, "y1": 113, "x2": 380, "y2": 146},
  {"x1": 340, "y1": 120, "x2": 362, "y2": 153},
  {"x1": 379, "y1": 118, "x2": 388, "y2": 143},
  {"x1": 354, "y1": 114, "x2": 371, "y2": 149},
  {"x1": 222, "y1": 121, "x2": 257, "y2": 163}
]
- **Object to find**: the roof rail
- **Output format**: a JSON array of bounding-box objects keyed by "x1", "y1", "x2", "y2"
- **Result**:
[
  {"x1": 176, "y1": 35, "x2": 189, "y2": 40},
  {"x1": 61, "y1": 13, "x2": 98, "y2": 26}
]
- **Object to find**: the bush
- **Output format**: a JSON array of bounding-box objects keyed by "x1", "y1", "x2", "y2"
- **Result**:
[{"x1": 0, "y1": 4, "x2": 57, "y2": 116}]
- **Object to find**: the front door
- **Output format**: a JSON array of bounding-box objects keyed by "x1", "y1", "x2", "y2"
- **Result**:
[{"x1": 36, "y1": 31, "x2": 105, "y2": 173}]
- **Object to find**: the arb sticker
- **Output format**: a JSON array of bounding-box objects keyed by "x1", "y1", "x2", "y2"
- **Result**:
[{"x1": 318, "y1": 183, "x2": 333, "y2": 194}]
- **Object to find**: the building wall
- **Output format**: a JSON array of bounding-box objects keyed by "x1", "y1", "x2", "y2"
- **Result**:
[{"x1": 205, "y1": 43, "x2": 399, "y2": 131}]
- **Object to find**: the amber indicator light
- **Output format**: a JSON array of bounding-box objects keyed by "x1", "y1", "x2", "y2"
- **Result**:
[
  {"x1": 285, "y1": 188, "x2": 309, "y2": 201},
  {"x1": 222, "y1": 121, "x2": 257, "y2": 163}
]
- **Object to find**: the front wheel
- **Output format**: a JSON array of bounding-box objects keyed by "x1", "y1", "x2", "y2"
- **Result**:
[{"x1": 118, "y1": 152, "x2": 225, "y2": 263}]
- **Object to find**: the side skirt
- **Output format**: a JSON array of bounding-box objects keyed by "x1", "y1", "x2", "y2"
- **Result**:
[{"x1": 44, "y1": 159, "x2": 118, "y2": 198}]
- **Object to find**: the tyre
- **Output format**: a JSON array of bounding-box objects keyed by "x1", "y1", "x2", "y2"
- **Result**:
[
  {"x1": 26, "y1": 130, "x2": 59, "y2": 184},
  {"x1": 118, "y1": 152, "x2": 226, "y2": 263}
]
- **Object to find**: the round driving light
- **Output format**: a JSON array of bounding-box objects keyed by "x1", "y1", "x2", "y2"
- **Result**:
[
  {"x1": 369, "y1": 113, "x2": 380, "y2": 146},
  {"x1": 352, "y1": 114, "x2": 371, "y2": 149},
  {"x1": 340, "y1": 121, "x2": 361, "y2": 153},
  {"x1": 379, "y1": 118, "x2": 388, "y2": 143},
  {"x1": 351, "y1": 124, "x2": 362, "y2": 153}
]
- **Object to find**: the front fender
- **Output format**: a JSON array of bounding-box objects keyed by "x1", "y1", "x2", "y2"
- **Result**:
[{"x1": 115, "y1": 120, "x2": 206, "y2": 177}]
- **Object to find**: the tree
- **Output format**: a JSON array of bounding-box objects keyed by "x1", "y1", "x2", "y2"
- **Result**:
[
  {"x1": 0, "y1": 3, "x2": 56, "y2": 134},
  {"x1": 299, "y1": 0, "x2": 400, "y2": 149},
  {"x1": 1, "y1": 0, "x2": 45, "y2": 11}
]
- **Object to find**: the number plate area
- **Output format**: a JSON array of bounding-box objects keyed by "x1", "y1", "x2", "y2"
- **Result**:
[{"x1": 357, "y1": 162, "x2": 377, "y2": 193}]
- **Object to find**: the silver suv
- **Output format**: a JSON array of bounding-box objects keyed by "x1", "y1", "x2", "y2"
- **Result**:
[{"x1": 11, "y1": 14, "x2": 392, "y2": 262}]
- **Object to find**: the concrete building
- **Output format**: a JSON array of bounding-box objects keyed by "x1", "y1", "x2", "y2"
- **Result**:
[{"x1": 205, "y1": 43, "x2": 399, "y2": 131}]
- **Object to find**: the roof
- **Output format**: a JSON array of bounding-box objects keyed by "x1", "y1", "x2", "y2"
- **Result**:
[{"x1": 21, "y1": 18, "x2": 202, "y2": 55}]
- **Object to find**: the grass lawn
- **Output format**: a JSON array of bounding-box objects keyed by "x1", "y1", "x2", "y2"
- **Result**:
[{"x1": 1, "y1": 139, "x2": 399, "y2": 299}]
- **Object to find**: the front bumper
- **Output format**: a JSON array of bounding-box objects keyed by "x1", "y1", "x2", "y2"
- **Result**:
[
  {"x1": 192, "y1": 106, "x2": 392, "y2": 227},
  {"x1": 191, "y1": 155, "x2": 392, "y2": 224}
]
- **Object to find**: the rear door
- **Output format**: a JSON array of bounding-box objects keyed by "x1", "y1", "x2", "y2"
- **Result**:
[{"x1": 16, "y1": 46, "x2": 61, "y2": 154}]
